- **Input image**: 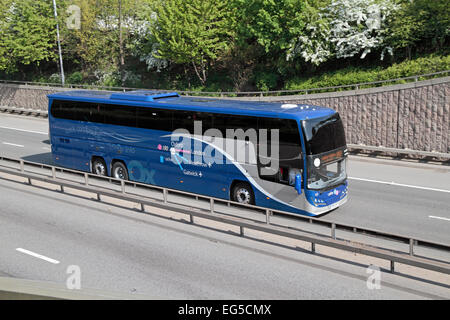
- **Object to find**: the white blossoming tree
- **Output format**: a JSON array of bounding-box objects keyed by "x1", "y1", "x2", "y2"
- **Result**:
[
  {"x1": 286, "y1": 3, "x2": 332, "y2": 66},
  {"x1": 327, "y1": 0, "x2": 398, "y2": 60},
  {"x1": 288, "y1": 0, "x2": 399, "y2": 66},
  {"x1": 127, "y1": 9, "x2": 169, "y2": 72}
]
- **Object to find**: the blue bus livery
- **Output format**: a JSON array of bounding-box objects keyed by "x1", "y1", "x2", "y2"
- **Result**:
[{"x1": 47, "y1": 90, "x2": 348, "y2": 216}]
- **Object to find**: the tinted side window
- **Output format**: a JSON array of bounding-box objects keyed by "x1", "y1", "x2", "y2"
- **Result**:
[
  {"x1": 257, "y1": 117, "x2": 303, "y2": 184},
  {"x1": 102, "y1": 104, "x2": 136, "y2": 127},
  {"x1": 213, "y1": 113, "x2": 258, "y2": 138},
  {"x1": 75, "y1": 102, "x2": 92, "y2": 122},
  {"x1": 52, "y1": 100, "x2": 104, "y2": 123},
  {"x1": 87, "y1": 103, "x2": 105, "y2": 123},
  {"x1": 193, "y1": 111, "x2": 214, "y2": 133},
  {"x1": 51, "y1": 100, "x2": 78, "y2": 120},
  {"x1": 172, "y1": 110, "x2": 215, "y2": 134},
  {"x1": 172, "y1": 110, "x2": 195, "y2": 132},
  {"x1": 137, "y1": 107, "x2": 172, "y2": 131},
  {"x1": 50, "y1": 100, "x2": 63, "y2": 118}
]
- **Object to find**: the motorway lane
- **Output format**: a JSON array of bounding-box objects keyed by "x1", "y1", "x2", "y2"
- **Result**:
[
  {"x1": 327, "y1": 180, "x2": 450, "y2": 244},
  {"x1": 0, "y1": 176, "x2": 447, "y2": 299},
  {"x1": 0, "y1": 113, "x2": 449, "y2": 243}
]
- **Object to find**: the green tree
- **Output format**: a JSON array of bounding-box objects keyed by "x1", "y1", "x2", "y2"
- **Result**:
[
  {"x1": 151, "y1": 0, "x2": 234, "y2": 85},
  {"x1": 60, "y1": 0, "x2": 118, "y2": 76},
  {"x1": 228, "y1": 0, "x2": 307, "y2": 88},
  {"x1": 386, "y1": 0, "x2": 450, "y2": 58},
  {"x1": 0, "y1": 0, "x2": 56, "y2": 73},
  {"x1": 414, "y1": 0, "x2": 449, "y2": 51},
  {"x1": 58, "y1": 0, "x2": 146, "y2": 85},
  {"x1": 232, "y1": 0, "x2": 306, "y2": 54}
]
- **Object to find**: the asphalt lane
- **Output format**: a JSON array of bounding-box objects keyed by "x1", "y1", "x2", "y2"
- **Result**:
[
  {"x1": 0, "y1": 176, "x2": 447, "y2": 299},
  {"x1": 327, "y1": 179, "x2": 450, "y2": 243}
]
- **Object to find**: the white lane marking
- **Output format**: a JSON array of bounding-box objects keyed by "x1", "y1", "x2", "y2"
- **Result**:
[
  {"x1": 348, "y1": 176, "x2": 450, "y2": 193},
  {"x1": 0, "y1": 125, "x2": 47, "y2": 135},
  {"x1": 2, "y1": 142, "x2": 24, "y2": 148},
  {"x1": 16, "y1": 248, "x2": 60, "y2": 264},
  {"x1": 429, "y1": 216, "x2": 450, "y2": 222}
]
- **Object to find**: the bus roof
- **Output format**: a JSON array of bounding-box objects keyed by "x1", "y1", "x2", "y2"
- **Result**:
[{"x1": 47, "y1": 90, "x2": 336, "y2": 121}]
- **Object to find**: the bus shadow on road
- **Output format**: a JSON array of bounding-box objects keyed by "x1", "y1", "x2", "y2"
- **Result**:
[{"x1": 22, "y1": 152, "x2": 54, "y2": 166}]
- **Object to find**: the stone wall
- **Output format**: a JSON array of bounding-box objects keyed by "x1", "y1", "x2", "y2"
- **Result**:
[
  {"x1": 0, "y1": 77, "x2": 449, "y2": 154},
  {"x1": 0, "y1": 84, "x2": 68, "y2": 111},
  {"x1": 256, "y1": 77, "x2": 450, "y2": 154}
]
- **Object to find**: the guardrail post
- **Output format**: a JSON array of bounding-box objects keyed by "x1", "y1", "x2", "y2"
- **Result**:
[
  {"x1": 266, "y1": 209, "x2": 271, "y2": 224},
  {"x1": 210, "y1": 198, "x2": 214, "y2": 213},
  {"x1": 409, "y1": 238, "x2": 414, "y2": 256},
  {"x1": 390, "y1": 261, "x2": 395, "y2": 273},
  {"x1": 84, "y1": 173, "x2": 89, "y2": 186},
  {"x1": 331, "y1": 223, "x2": 336, "y2": 239},
  {"x1": 140, "y1": 203, "x2": 145, "y2": 212},
  {"x1": 240, "y1": 226, "x2": 244, "y2": 236},
  {"x1": 163, "y1": 189, "x2": 167, "y2": 203},
  {"x1": 311, "y1": 243, "x2": 316, "y2": 254},
  {"x1": 20, "y1": 160, "x2": 24, "y2": 172},
  {"x1": 121, "y1": 180, "x2": 125, "y2": 194},
  {"x1": 52, "y1": 167, "x2": 56, "y2": 179}
]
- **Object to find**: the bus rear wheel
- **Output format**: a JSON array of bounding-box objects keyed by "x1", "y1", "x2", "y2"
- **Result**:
[
  {"x1": 232, "y1": 182, "x2": 255, "y2": 205},
  {"x1": 92, "y1": 158, "x2": 107, "y2": 176},
  {"x1": 112, "y1": 161, "x2": 129, "y2": 180}
]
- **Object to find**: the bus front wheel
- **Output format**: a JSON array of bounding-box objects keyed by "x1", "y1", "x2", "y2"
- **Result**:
[
  {"x1": 232, "y1": 182, "x2": 255, "y2": 205},
  {"x1": 112, "y1": 161, "x2": 129, "y2": 180}
]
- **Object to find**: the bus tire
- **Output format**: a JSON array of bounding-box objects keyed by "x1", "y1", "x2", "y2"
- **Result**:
[
  {"x1": 232, "y1": 182, "x2": 255, "y2": 205},
  {"x1": 112, "y1": 161, "x2": 129, "y2": 180},
  {"x1": 92, "y1": 157, "x2": 107, "y2": 176}
]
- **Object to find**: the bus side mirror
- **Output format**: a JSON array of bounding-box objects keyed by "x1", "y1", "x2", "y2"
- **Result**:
[{"x1": 295, "y1": 174, "x2": 302, "y2": 195}]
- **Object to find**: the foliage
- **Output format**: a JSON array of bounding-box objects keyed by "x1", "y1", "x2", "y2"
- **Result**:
[
  {"x1": 286, "y1": 1, "x2": 332, "y2": 65},
  {"x1": 0, "y1": 0, "x2": 448, "y2": 90},
  {"x1": 284, "y1": 54, "x2": 450, "y2": 90},
  {"x1": 0, "y1": 0, "x2": 57, "y2": 73},
  {"x1": 151, "y1": 0, "x2": 234, "y2": 85},
  {"x1": 254, "y1": 70, "x2": 279, "y2": 91},
  {"x1": 326, "y1": 0, "x2": 399, "y2": 60},
  {"x1": 232, "y1": 0, "x2": 306, "y2": 54},
  {"x1": 66, "y1": 71, "x2": 84, "y2": 84},
  {"x1": 386, "y1": 0, "x2": 450, "y2": 57}
]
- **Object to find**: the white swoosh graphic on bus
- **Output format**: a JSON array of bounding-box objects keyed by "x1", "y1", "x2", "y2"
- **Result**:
[
  {"x1": 102, "y1": 131, "x2": 149, "y2": 144},
  {"x1": 163, "y1": 133, "x2": 301, "y2": 211}
]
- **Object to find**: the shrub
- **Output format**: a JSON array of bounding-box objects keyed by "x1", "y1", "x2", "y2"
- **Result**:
[
  {"x1": 284, "y1": 54, "x2": 450, "y2": 90},
  {"x1": 66, "y1": 71, "x2": 84, "y2": 84},
  {"x1": 254, "y1": 71, "x2": 279, "y2": 91}
]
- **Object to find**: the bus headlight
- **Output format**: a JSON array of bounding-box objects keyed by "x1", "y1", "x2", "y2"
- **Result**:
[{"x1": 314, "y1": 158, "x2": 321, "y2": 167}]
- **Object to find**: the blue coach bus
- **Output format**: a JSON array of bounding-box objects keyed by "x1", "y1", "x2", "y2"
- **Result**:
[{"x1": 47, "y1": 90, "x2": 348, "y2": 216}]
